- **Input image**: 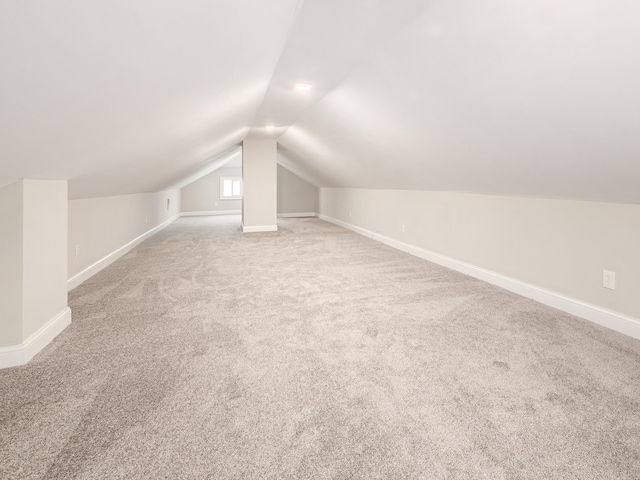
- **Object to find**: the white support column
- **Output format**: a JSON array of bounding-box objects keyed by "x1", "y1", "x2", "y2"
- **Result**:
[
  {"x1": 242, "y1": 138, "x2": 278, "y2": 232},
  {"x1": 0, "y1": 179, "x2": 71, "y2": 369}
]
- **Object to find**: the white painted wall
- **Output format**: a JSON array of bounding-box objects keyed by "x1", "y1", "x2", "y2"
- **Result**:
[
  {"x1": 22, "y1": 180, "x2": 68, "y2": 340},
  {"x1": 0, "y1": 181, "x2": 24, "y2": 347},
  {"x1": 242, "y1": 138, "x2": 277, "y2": 231},
  {"x1": 181, "y1": 167, "x2": 242, "y2": 214},
  {"x1": 0, "y1": 179, "x2": 69, "y2": 364},
  {"x1": 319, "y1": 188, "x2": 640, "y2": 321},
  {"x1": 277, "y1": 164, "x2": 318, "y2": 215},
  {"x1": 68, "y1": 190, "x2": 181, "y2": 280}
]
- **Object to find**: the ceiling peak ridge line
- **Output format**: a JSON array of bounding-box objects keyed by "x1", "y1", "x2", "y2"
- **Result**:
[
  {"x1": 246, "y1": 0, "x2": 308, "y2": 133},
  {"x1": 294, "y1": 0, "x2": 306, "y2": 17},
  {"x1": 264, "y1": 0, "x2": 437, "y2": 139}
]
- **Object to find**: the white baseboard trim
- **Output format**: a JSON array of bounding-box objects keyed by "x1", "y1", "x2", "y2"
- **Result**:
[
  {"x1": 0, "y1": 307, "x2": 72, "y2": 369},
  {"x1": 0, "y1": 346, "x2": 23, "y2": 370},
  {"x1": 24, "y1": 307, "x2": 72, "y2": 364},
  {"x1": 184, "y1": 211, "x2": 315, "y2": 219},
  {"x1": 68, "y1": 214, "x2": 180, "y2": 291},
  {"x1": 181, "y1": 210, "x2": 241, "y2": 217},
  {"x1": 277, "y1": 212, "x2": 317, "y2": 218},
  {"x1": 242, "y1": 224, "x2": 278, "y2": 233},
  {"x1": 317, "y1": 213, "x2": 640, "y2": 341}
]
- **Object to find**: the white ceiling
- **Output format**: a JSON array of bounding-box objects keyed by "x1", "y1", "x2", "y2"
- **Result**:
[
  {"x1": 0, "y1": 0, "x2": 299, "y2": 199},
  {"x1": 2, "y1": 0, "x2": 639, "y2": 203}
]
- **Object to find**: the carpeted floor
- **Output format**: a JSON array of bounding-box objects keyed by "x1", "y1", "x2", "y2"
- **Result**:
[{"x1": 1, "y1": 215, "x2": 640, "y2": 479}]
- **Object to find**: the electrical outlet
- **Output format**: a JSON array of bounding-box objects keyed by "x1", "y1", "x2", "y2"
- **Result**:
[
  {"x1": 401, "y1": 224, "x2": 406, "y2": 233},
  {"x1": 349, "y1": 211, "x2": 352, "y2": 218},
  {"x1": 214, "y1": 202, "x2": 218, "y2": 207},
  {"x1": 145, "y1": 216, "x2": 148, "y2": 224},
  {"x1": 75, "y1": 245, "x2": 80, "y2": 258},
  {"x1": 603, "y1": 270, "x2": 616, "y2": 290}
]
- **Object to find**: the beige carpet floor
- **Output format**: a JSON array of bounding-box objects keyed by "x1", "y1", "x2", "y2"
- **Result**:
[{"x1": 1, "y1": 215, "x2": 640, "y2": 479}]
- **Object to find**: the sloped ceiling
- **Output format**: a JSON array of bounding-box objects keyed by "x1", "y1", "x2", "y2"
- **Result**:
[
  {"x1": 0, "y1": 0, "x2": 301, "y2": 199},
  {"x1": 2, "y1": 0, "x2": 640, "y2": 203}
]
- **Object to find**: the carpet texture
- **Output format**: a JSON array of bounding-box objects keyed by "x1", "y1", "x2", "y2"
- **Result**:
[{"x1": 1, "y1": 215, "x2": 640, "y2": 479}]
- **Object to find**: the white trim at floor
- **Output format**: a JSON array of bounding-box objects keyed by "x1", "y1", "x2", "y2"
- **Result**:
[
  {"x1": 242, "y1": 225, "x2": 278, "y2": 233},
  {"x1": 183, "y1": 212, "x2": 316, "y2": 218},
  {"x1": 181, "y1": 210, "x2": 241, "y2": 217},
  {"x1": 277, "y1": 212, "x2": 317, "y2": 218},
  {"x1": 0, "y1": 307, "x2": 72, "y2": 369},
  {"x1": 318, "y1": 213, "x2": 640, "y2": 341},
  {"x1": 68, "y1": 215, "x2": 180, "y2": 291}
]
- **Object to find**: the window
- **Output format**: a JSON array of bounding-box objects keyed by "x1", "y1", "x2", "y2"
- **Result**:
[{"x1": 220, "y1": 177, "x2": 242, "y2": 200}]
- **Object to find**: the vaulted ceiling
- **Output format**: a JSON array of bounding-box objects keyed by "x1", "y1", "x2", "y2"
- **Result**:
[{"x1": 2, "y1": 0, "x2": 639, "y2": 202}]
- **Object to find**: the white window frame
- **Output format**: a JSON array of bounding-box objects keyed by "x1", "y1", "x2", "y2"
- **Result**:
[{"x1": 220, "y1": 176, "x2": 243, "y2": 200}]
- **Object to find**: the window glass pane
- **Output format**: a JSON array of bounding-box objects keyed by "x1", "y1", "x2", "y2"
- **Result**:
[
  {"x1": 223, "y1": 179, "x2": 232, "y2": 197},
  {"x1": 232, "y1": 180, "x2": 241, "y2": 196}
]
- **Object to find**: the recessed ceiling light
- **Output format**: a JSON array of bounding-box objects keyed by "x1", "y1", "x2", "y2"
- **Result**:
[
  {"x1": 295, "y1": 83, "x2": 312, "y2": 91},
  {"x1": 265, "y1": 125, "x2": 276, "y2": 129}
]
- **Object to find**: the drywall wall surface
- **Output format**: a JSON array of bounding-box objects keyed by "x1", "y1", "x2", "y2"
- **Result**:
[
  {"x1": 0, "y1": 181, "x2": 24, "y2": 347},
  {"x1": 242, "y1": 138, "x2": 277, "y2": 229},
  {"x1": 68, "y1": 190, "x2": 181, "y2": 279},
  {"x1": 319, "y1": 188, "x2": 640, "y2": 320},
  {"x1": 277, "y1": 164, "x2": 318, "y2": 214},
  {"x1": 181, "y1": 167, "x2": 242, "y2": 213},
  {"x1": 22, "y1": 180, "x2": 68, "y2": 340}
]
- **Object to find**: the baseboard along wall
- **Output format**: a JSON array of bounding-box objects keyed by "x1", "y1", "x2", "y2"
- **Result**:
[
  {"x1": 63, "y1": 208, "x2": 639, "y2": 348},
  {"x1": 242, "y1": 225, "x2": 278, "y2": 233},
  {"x1": 183, "y1": 211, "x2": 316, "y2": 218},
  {"x1": 68, "y1": 214, "x2": 180, "y2": 291},
  {"x1": 68, "y1": 211, "x2": 287, "y2": 291},
  {"x1": 0, "y1": 307, "x2": 72, "y2": 369},
  {"x1": 180, "y1": 210, "x2": 242, "y2": 217},
  {"x1": 317, "y1": 213, "x2": 640, "y2": 341},
  {"x1": 277, "y1": 212, "x2": 317, "y2": 218}
]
